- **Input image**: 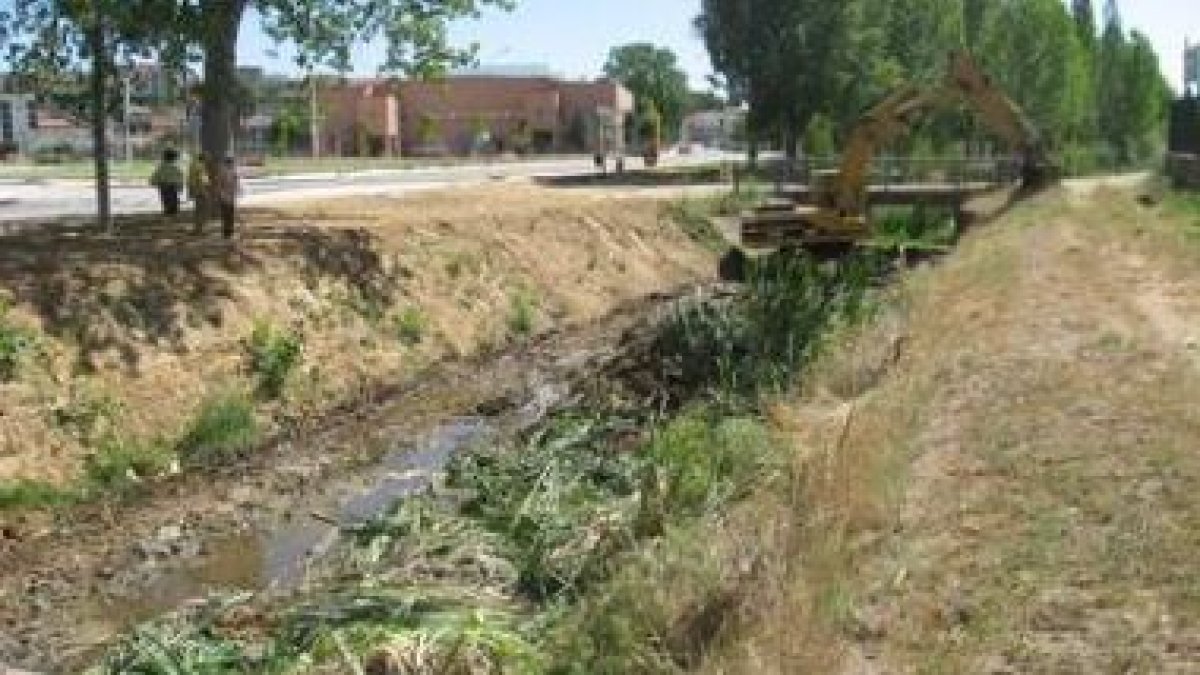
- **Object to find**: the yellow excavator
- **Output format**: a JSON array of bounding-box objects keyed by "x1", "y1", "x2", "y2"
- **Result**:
[{"x1": 739, "y1": 50, "x2": 1055, "y2": 253}]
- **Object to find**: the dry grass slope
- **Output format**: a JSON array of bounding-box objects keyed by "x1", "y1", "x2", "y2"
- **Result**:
[
  {"x1": 688, "y1": 180, "x2": 1200, "y2": 673},
  {"x1": 0, "y1": 185, "x2": 712, "y2": 486}
]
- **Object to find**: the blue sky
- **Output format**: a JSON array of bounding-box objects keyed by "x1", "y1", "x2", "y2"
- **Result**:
[{"x1": 238, "y1": 0, "x2": 1196, "y2": 92}]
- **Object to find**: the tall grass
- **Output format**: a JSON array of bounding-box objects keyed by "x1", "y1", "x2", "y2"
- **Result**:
[
  {"x1": 508, "y1": 289, "x2": 538, "y2": 337},
  {"x1": 0, "y1": 479, "x2": 78, "y2": 510},
  {"x1": 656, "y1": 250, "x2": 878, "y2": 400},
  {"x1": 82, "y1": 436, "x2": 174, "y2": 494},
  {"x1": 176, "y1": 390, "x2": 260, "y2": 466}
]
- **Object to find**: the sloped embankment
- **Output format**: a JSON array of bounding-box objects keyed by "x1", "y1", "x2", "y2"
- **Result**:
[
  {"x1": 702, "y1": 181, "x2": 1200, "y2": 672},
  {"x1": 0, "y1": 185, "x2": 713, "y2": 489}
]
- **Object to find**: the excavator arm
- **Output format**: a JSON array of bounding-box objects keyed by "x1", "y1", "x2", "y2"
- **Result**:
[{"x1": 830, "y1": 50, "x2": 1052, "y2": 218}]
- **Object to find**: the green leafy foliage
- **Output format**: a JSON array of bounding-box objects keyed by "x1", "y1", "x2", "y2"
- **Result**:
[
  {"x1": 604, "y1": 44, "x2": 690, "y2": 143},
  {"x1": 871, "y1": 206, "x2": 958, "y2": 249},
  {"x1": 177, "y1": 391, "x2": 260, "y2": 466},
  {"x1": 392, "y1": 307, "x2": 428, "y2": 347},
  {"x1": 696, "y1": 0, "x2": 1171, "y2": 170},
  {"x1": 246, "y1": 321, "x2": 304, "y2": 399}
]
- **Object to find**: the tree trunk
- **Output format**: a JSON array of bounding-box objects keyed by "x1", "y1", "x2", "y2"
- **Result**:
[
  {"x1": 200, "y1": 0, "x2": 246, "y2": 175},
  {"x1": 87, "y1": 7, "x2": 111, "y2": 233}
]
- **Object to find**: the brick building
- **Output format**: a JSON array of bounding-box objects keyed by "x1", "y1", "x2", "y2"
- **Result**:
[
  {"x1": 319, "y1": 80, "x2": 401, "y2": 156},
  {"x1": 318, "y1": 75, "x2": 634, "y2": 157}
]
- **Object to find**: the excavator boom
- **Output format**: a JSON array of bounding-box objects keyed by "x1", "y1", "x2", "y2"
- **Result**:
[
  {"x1": 832, "y1": 50, "x2": 1052, "y2": 219},
  {"x1": 732, "y1": 49, "x2": 1055, "y2": 259}
]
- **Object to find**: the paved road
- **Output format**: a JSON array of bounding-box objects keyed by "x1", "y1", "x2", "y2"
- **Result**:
[{"x1": 0, "y1": 152, "x2": 741, "y2": 222}]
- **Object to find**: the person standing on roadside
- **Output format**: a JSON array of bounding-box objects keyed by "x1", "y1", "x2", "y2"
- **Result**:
[
  {"x1": 186, "y1": 151, "x2": 211, "y2": 234},
  {"x1": 215, "y1": 155, "x2": 241, "y2": 239},
  {"x1": 149, "y1": 148, "x2": 185, "y2": 216}
]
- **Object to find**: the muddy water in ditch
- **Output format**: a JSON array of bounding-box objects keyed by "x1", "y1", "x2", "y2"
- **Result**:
[
  {"x1": 88, "y1": 368, "x2": 584, "y2": 635},
  {"x1": 93, "y1": 418, "x2": 495, "y2": 627}
]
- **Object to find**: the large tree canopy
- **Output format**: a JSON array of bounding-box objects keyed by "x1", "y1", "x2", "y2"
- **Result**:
[
  {"x1": 695, "y1": 0, "x2": 1171, "y2": 172},
  {"x1": 603, "y1": 43, "x2": 689, "y2": 143},
  {"x1": 696, "y1": 0, "x2": 855, "y2": 161}
]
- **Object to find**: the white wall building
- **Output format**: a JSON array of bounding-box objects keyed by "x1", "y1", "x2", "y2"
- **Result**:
[
  {"x1": 0, "y1": 93, "x2": 36, "y2": 155},
  {"x1": 1186, "y1": 40, "x2": 1199, "y2": 96},
  {"x1": 681, "y1": 107, "x2": 746, "y2": 150}
]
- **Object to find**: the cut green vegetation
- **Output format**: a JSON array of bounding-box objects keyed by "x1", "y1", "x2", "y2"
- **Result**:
[{"x1": 89, "y1": 248, "x2": 878, "y2": 672}]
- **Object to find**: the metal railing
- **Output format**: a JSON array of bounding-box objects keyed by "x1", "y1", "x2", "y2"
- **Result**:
[{"x1": 777, "y1": 154, "x2": 1022, "y2": 190}]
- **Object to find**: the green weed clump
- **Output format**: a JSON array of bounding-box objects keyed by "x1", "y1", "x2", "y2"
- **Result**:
[
  {"x1": 0, "y1": 479, "x2": 78, "y2": 510},
  {"x1": 392, "y1": 307, "x2": 427, "y2": 346},
  {"x1": 246, "y1": 320, "x2": 303, "y2": 399},
  {"x1": 508, "y1": 289, "x2": 538, "y2": 337},
  {"x1": 82, "y1": 436, "x2": 174, "y2": 494},
  {"x1": 177, "y1": 390, "x2": 260, "y2": 466},
  {"x1": 0, "y1": 298, "x2": 36, "y2": 382}
]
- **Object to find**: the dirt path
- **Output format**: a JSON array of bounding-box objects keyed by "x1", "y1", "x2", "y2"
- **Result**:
[{"x1": 839, "y1": 186, "x2": 1200, "y2": 672}]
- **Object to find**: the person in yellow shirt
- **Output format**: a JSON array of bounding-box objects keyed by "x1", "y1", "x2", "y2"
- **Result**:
[
  {"x1": 186, "y1": 151, "x2": 210, "y2": 234},
  {"x1": 149, "y1": 148, "x2": 184, "y2": 216}
]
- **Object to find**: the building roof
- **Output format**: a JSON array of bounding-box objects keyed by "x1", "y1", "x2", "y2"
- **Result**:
[
  {"x1": 36, "y1": 111, "x2": 85, "y2": 130},
  {"x1": 449, "y1": 64, "x2": 560, "y2": 78},
  {"x1": 243, "y1": 114, "x2": 274, "y2": 129}
]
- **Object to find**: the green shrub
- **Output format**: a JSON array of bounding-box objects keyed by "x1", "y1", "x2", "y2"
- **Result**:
[
  {"x1": 508, "y1": 289, "x2": 537, "y2": 337},
  {"x1": 246, "y1": 321, "x2": 303, "y2": 399},
  {"x1": 177, "y1": 391, "x2": 260, "y2": 466},
  {"x1": 392, "y1": 307, "x2": 427, "y2": 346},
  {"x1": 0, "y1": 300, "x2": 35, "y2": 382},
  {"x1": 83, "y1": 436, "x2": 174, "y2": 493}
]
